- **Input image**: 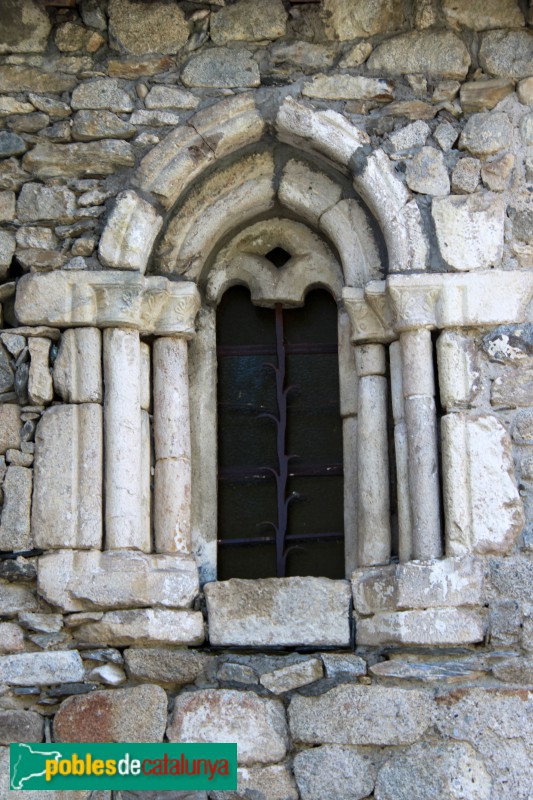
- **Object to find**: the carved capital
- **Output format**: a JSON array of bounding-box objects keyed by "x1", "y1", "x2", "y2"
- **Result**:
[{"x1": 343, "y1": 286, "x2": 395, "y2": 344}]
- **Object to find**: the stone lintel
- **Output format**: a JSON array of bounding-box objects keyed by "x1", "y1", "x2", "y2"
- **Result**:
[{"x1": 15, "y1": 271, "x2": 201, "y2": 337}]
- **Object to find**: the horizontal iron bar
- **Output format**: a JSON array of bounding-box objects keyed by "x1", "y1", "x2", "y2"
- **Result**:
[
  {"x1": 218, "y1": 531, "x2": 344, "y2": 546},
  {"x1": 219, "y1": 463, "x2": 343, "y2": 480},
  {"x1": 217, "y1": 343, "x2": 338, "y2": 357}
]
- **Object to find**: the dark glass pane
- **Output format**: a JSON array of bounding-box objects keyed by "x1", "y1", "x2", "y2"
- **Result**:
[
  {"x1": 286, "y1": 475, "x2": 344, "y2": 539},
  {"x1": 285, "y1": 538, "x2": 344, "y2": 579},
  {"x1": 217, "y1": 285, "x2": 275, "y2": 347},
  {"x1": 218, "y1": 543, "x2": 277, "y2": 580},
  {"x1": 283, "y1": 289, "x2": 338, "y2": 344},
  {"x1": 218, "y1": 478, "x2": 277, "y2": 540}
]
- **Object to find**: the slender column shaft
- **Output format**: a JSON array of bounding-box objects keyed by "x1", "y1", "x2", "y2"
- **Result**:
[
  {"x1": 355, "y1": 344, "x2": 391, "y2": 566},
  {"x1": 104, "y1": 327, "x2": 147, "y2": 550},
  {"x1": 153, "y1": 336, "x2": 191, "y2": 553},
  {"x1": 400, "y1": 329, "x2": 442, "y2": 560},
  {"x1": 389, "y1": 340, "x2": 412, "y2": 562}
]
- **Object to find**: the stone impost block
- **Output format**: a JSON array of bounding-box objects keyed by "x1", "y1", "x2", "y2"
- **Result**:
[
  {"x1": 356, "y1": 607, "x2": 487, "y2": 646},
  {"x1": 352, "y1": 557, "x2": 485, "y2": 615},
  {"x1": 38, "y1": 550, "x2": 199, "y2": 612},
  {"x1": 442, "y1": 413, "x2": 524, "y2": 556},
  {"x1": 289, "y1": 685, "x2": 432, "y2": 746},
  {"x1": 168, "y1": 689, "x2": 289, "y2": 765},
  {"x1": 432, "y1": 194, "x2": 505, "y2": 271},
  {"x1": 53, "y1": 328, "x2": 102, "y2": 404},
  {"x1": 0, "y1": 650, "x2": 84, "y2": 685},
  {"x1": 136, "y1": 95, "x2": 265, "y2": 209},
  {"x1": 54, "y1": 684, "x2": 167, "y2": 743},
  {"x1": 31, "y1": 404, "x2": 102, "y2": 549},
  {"x1": 75, "y1": 608, "x2": 205, "y2": 646},
  {"x1": 0, "y1": 465, "x2": 32, "y2": 551},
  {"x1": 15, "y1": 271, "x2": 201, "y2": 337},
  {"x1": 99, "y1": 190, "x2": 163, "y2": 274},
  {"x1": 205, "y1": 577, "x2": 351, "y2": 647}
]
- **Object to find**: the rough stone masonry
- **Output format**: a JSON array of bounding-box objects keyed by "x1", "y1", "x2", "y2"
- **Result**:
[{"x1": 0, "y1": 0, "x2": 533, "y2": 799}]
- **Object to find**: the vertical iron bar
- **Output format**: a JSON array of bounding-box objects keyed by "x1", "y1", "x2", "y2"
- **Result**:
[{"x1": 274, "y1": 303, "x2": 289, "y2": 577}]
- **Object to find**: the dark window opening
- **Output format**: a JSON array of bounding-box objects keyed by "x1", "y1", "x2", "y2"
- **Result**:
[
  {"x1": 217, "y1": 286, "x2": 344, "y2": 580},
  {"x1": 265, "y1": 247, "x2": 291, "y2": 268}
]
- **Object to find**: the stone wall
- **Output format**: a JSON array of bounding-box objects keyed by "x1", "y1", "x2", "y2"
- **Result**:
[{"x1": 0, "y1": 0, "x2": 533, "y2": 798}]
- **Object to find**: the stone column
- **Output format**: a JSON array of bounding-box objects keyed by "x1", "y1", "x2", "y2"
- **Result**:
[
  {"x1": 389, "y1": 340, "x2": 412, "y2": 562},
  {"x1": 104, "y1": 327, "x2": 148, "y2": 551},
  {"x1": 153, "y1": 336, "x2": 191, "y2": 554},
  {"x1": 355, "y1": 343, "x2": 391, "y2": 566},
  {"x1": 400, "y1": 328, "x2": 442, "y2": 560}
]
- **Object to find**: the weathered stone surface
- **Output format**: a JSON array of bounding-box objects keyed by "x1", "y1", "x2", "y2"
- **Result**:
[
  {"x1": 145, "y1": 85, "x2": 199, "y2": 110},
  {"x1": 0, "y1": 342, "x2": 13, "y2": 393},
  {"x1": 294, "y1": 745, "x2": 377, "y2": 800},
  {"x1": 205, "y1": 577, "x2": 351, "y2": 647},
  {"x1": 442, "y1": 0, "x2": 524, "y2": 30},
  {"x1": 352, "y1": 557, "x2": 484, "y2": 614},
  {"x1": 53, "y1": 328, "x2": 102, "y2": 403},
  {"x1": 434, "y1": 121, "x2": 459, "y2": 152},
  {"x1": 513, "y1": 410, "x2": 533, "y2": 443},
  {"x1": 19, "y1": 612, "x2": 63, "y2": 633},
  {"x1": 303, "y1": 74, "x2": 392, "y2": 101},
  {"x1": 479, "y1": 30, "x2": 533, "y2": 79},
  {"x1": 99, "y1": 190, "x2": 162, "y2": 273},
  {"x1": 72, "y1": 111, "x2": 136, "y2": 141},
  {"x1": 0, "y1": 65, "x2": 76, "y2": 94},
  {"x1": 492, "y1": 368, "x2": 533, "y2": 406},
  {"x1": 260, "y1": 659, "x2": 323, "y2": 695},
  {"x1": 0, "y1": 131, "x2": 26, "y2": 158},
  {"x1": 289, "y1": 685, "x2": 431, "y2": 746},
  {"x1": 27, "y1": 337, "x2": 52, "y2": 404},
  {"x1": 322, "y1": 0, "x2": 405, "y2": 41},
  {"x1": 451, "y1": 157, "x2": 480, "y2": 194},
  {"x1": 389, "y1": 120, "x2": 430, "y2": 153},
  {"x1": 0, "y1": 621, "x2": 24, "y2": 652},
  {"x1": 0, "y1": 404, "x2": 21, "y2": 454},
  {"x1": 55, "y1": 685, "x2": 167, "y2": 742},
  {"x1": 0, "y1": 0, "x2": 51, "y2": 53},
  {"x1": 321, "y1": 653, "x2": 367, "y2": 678},
  {"x1": 109, "y1": 0, "x2": 189, "y2": 55},
  {"x1": 432, "y1": 195, "x2": 505, "y2": 270},
  {"x1": 129, "y1": 110, "x2": 181, "y2": 126},
  {"x1": 459, "y1": 112, "x2": 513, "y2": 157},
  {"x1": 181, "y1": 48, "x2": 260, "y2": 88},
  {"x1": 89, "y1": 663, "x2": 127, "y2": 685},
  {"x1": 108, "y1": 55, "x2": 175, "y2": 78},
  {"x1": 460, "y1": 79, "x2": 514, "y2": 113},
  {"x1": 71, "y1": 79, "x2": 133, "y2": 113},
  {"x1": 211, "y1": 764, "x2": 298, "y2": 800},
  {"x1": 217, "y1": 661, "x2": 258, "y2": 684},
  {"x1": 211, "y1": 0, "x2": 286, "y2": 44},
  {"x1": 168, "y1": 689, "x2": 288, "y2": 765},
  {"x1": 124, "y1": 648, "x2": 211, "y2": 684},
  {"x1": 339, "y1": 41, "x2": 373, "y2": 67},
  {"x1": 0, "y1": 97, "x2": 34, "y2": 116},
  {"x1": 0, "y1": 158, "x2": 29, "y2": 191},
  {"x1": 0, "y1": 579, "x2": 37, "y2": 614},
  {"x1": 0, "y1": 465, "x2": 32, "y2": 551},
  {"x1": 32, "y1": 404, "x2": 102, "y2": 549},
  {"x1": 367, "y1": 31, "x2": 470, "y2": 80},
  {"x1": 75, "y1": 608, "x2": 205, "y2": 646},
  {"x1": 356, "y1": 608, "x2": 487, "y2": 646},
  {"x1": 483, "y1": 324, "x2": 533, "y2": 362},
  {"x1": 22, "y1": 141, "x2": 135, "y2": 178},
  {"x1": 0, "y1": 650, "x2": 84, "y2": 685},
  {"x1": 490, "y1": 556, "x2": 533, "y2": 603},
  {"x1": 0, "y1": 710, "x2": 43, "y2": 744},
  {"x1": 492, "y1": 657, "x2": 533, "y2": 683},
  {"x1": 16, "y1": 247, "x2": 66, "y2": 272},
  {"x1": 375, "y1": 741, "x2": 491, "y2": 800},
  {"x1": 38, "y1": 550, "x2": 199, "y2": 612},
  {"x1": 17, "y1": 183, "x2": 75, "y2": 224},
  {"x1": 442, "y1": 413, "x2": 524, "y2": 555},
  {"x1": 434, "y1": 688, "x2": 533, "y2": 800},
  {"x1": 437, "y1": 330, "x2": 479, "y2": 409},
  {"x1": 55, "y1": 22, "x2": 104, "y2": 53},
  {"x1": 0, "y1": 191, "x2": 14, "y2": 224},
  {"x1": 406, "y1": 147, "x2": 449, "y2": 195},
  {"x1": 518, "y1": 77, "x2": 533, "y2": 105},
  {"x1": 269, "y1": 41, "x2": 339, "y2": 73},
  {"x1": 369, "y1": 660, "x2": 487, "y2": 682}
]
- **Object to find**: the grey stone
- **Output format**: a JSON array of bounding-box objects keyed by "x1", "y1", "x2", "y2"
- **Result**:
[
  {"x1": 210, "y1": 764, "x2": 298, "y2": 800},
  {"x1": 268, "y1": 41, "x2": 339, "y2": 73},
  {"x1": 0, "y1": 65, "x2": 76, "y2": 94},
  {"x1": 1, "y1": 332, "x2": 25, "y2": 357},
  {"x1": 367, "y1": 31, "x2": 470, "y2": 80},
  {"x1": 27, "y1": 94, "x2": 71, "y2": 119},
  {"x1": 322, "y1": 0, "x2": 405, "y2": 41},
  {"x1": 145, "y1": 86, "x2": 199, "y2": 110},
  {"x1": 432, "y1": 194, "x2": 505, "y2": 270},
  {"x1": 181, "y1": 48, "x2": 260, "y2": 89},
  {"x1": 389, "y1": 120, "x2": 430, "y2": 152},
  {"x1": 205, "y1": 577, "x2": 351, "y2": 647},
  {"x1": 28, "y1": 337, "x2": 52, "y2": 404},
  {"x1": 260, "y1": 658, "x2": 323, "y2": 694},
  {"x1": 442, "y1": 0, "x2": 524, "y2": 30},
  {"x1": 38, "y1": 550, "x2": 199, "y2": 612},
  {"x1": 211, "y1": 0, "x2": 286, "y2": 44},
  {"x1": 54, "y1": 684, "x2": 167, "y2": 742},
  {"x1": 492, "y1": 368, "x2": 533, "y2": 406},
  {"x1": 109, "y1": 0, "x2": 189, "y2": 55},
  {"x1": 0, "y1": 650, "x2": 84, "y2": 685},
  {"x1": 80, "y1": 0, "x2": 107, "y2": 31},
  {"x1": 0, "y1": 190, "x2": 15, "y2": 222},
  {"x1": 54, "y1": 22, "x2": 105, "y2": 54},
  {"x1": 484, "y1": 152, "x2": 514, "y2": 193},
  {"x1": 0, "y1": 710, "x2": 43, "y2": 744},
  {"x1": 6, "y1": 449, "x2": 32, "y2": 467},
  {"x1": 490, "y1": 556, "x2": 533, "y2": 603},
  {"x1": 493, "y1": 657, "x2": 533, "y2": 683},
  {"x1": 0, "y1": 0, "x2": 51, "y2": 53},
  {"x1": 168, "y1": 689, "x2": 288, "y2": 765},
  {"x1": 129, "y1": 110, "x2": 182, "y2": 127},
  {"x1": 357, "y1": 608, "x2": 487, "y2": 646},
  {"x1": 0, "y1": 158, "x2": 29, "y2": 191},
  {"x1": 518, "y1": 77, "x2": 533, "y2": 105},
  {"x1": 451, "y1": 157, "x2": 481, "y2": 194},
  {"x1": 321, "y1": 653, "x2": 367, "y2": 678},
  {"x1": 75, "y1": 608, "x2": 205, "y2": 646},
  {"x1": 71, "y1": 79, "x2": 134, "y2": 113},
  {"x1": 7, "y1": 112, "x2": 49, "y2": 134},
  {"x1": 369, "y1": 660, "x2": 487, "y2": 682},
  {"x1": 0, "y1": 580, "x2": 37, "y2": 615},
  {"x1": 303, "y1": 74, "x2": 393, "y2": 101},
  {"x1": 483, "y1": 324, "x2": 533, "y2": 362},
  {"x1": 16, "y1": 247, "x2": 66, "y2": 272},
  {"x1": 108, "y1": 55, "x2": 176, "y2": 79},
  {"x1": 72, "y1": 111, "x2": 136, "y2": 141},
  {"x1": 290, "y1": 685, "x2": 432, "y2": 745},
  {"x1": 405, "y1": 146, "x2": 450, "y2": 195},
  {"x1": 17, "y1": 183, "x2": 76, "y2": 224},
  {"x1": 294, "y1": 745, "x2": 377, "y2": 800},
  {"x1": 41, "y1": 121, "x2": 72, "y2": 143},
  {"x1": 124, "y1": 648, "x2": 211, "y2": 684},
  {"x1": 0, "y1": 342, "x2": 13, "y2": 393},
  {"x1": 459, "y1": 112, "x2": 513, "y2": 157},
  {"x1": 0, "y1": 621, "x2": 24, "y2": 653},
  {"x1": 479, "y1": 30, "x2": 533, "y2": 79},
  {"x1": 520, "y1": 113, "x2": 533, "y2": 147},
  {"x1": 0, "y1": 131, "x2": 26, "y2": 158},
  {"x1": 339, "y1": 41, "x2": 373, "y2": 68},
  {"x1": 513, "y1": 410, "x2": 533, "y2": 443},
  {"x1": 0, "y1": 404, "x2": 21, "y2": 453},
  {"x1": 434, "y1": 121, "x2": 459, "y2": 152},
  {"x1": 0, "y1": 465, "x2": 32, "y2": 551},
  {"x1": 19, "y1": 612, "x2": 63, "y2": 633},
  {"x1": 22, "y1": 141, "x2": 135, "y2": 178},
  {"x1": 375, "y1": 741, "x2": 491, "y2": 800},
  {"x1": 217, "y1": 662, "x2": 258, "y2": 684}
]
